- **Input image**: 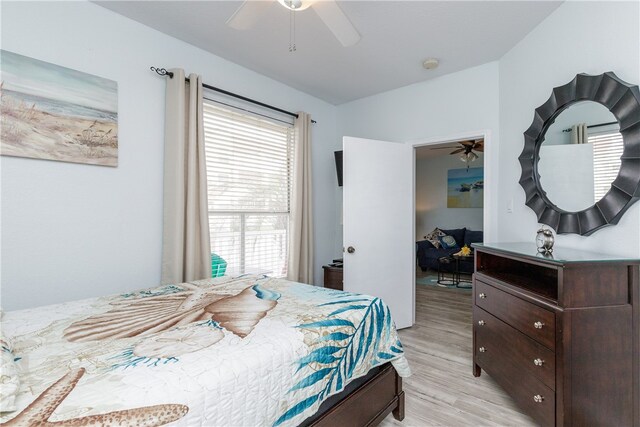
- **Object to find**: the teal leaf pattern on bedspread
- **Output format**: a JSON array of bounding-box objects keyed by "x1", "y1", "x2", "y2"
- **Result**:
[{"x1": 273, "y1": 295, "x2": 406, "y2": 426}]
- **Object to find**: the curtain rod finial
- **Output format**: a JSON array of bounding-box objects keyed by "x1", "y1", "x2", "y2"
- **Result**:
[{"x1": 151, "y1": 66, "x2": 174, "y2": 78}]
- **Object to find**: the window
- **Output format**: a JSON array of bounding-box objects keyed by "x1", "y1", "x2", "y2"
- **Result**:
[
  {"x1": 589, "y1": 130, "x2": 624, "y2": 202},
  {"x1": 203, "y1": 101, "x2": 294, "y2": 277}
]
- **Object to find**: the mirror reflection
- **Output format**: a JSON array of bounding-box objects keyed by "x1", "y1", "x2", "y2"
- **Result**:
[{"x1": 537, "y1": 101, "x2": 622, "y2": 212}]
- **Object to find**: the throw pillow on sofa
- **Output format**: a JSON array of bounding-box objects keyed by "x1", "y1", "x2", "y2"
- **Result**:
[
  {"x1": 440, "y1": 228, "x2": 466, "y2": 247},
  {"x1": 439, "y1": 235, "x2": 459, "y2": 249},
  {"x1": 424, "y1": 228, "x2": 446, "y2": 248}
]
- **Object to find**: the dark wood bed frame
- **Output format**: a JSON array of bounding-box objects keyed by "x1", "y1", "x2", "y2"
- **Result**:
[{"x1": 302, "y1": 363, "x2": 405, "y2": 427}]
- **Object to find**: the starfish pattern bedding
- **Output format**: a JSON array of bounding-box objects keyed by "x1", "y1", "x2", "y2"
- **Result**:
[{"x1": 1, "y1": 275, "x2": 410, "y2": 426}]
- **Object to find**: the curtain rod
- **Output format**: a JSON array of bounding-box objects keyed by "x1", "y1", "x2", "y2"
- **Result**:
[
  {"x1": 561, "y1": 121, "x2": 617, "y2": 133},
  {"x1": 151, "y1": 67, "x2": 316, "y2": 124}
]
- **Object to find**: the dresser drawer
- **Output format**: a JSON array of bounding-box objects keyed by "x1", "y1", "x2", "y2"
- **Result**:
[
  {"x1": 475, "y1": 280, "x2": 556, "y2": 350},
  {"x1": 476, "y1": 337, "x2": 556, "y2": 427},
  {"x1": 474, "y1": 306, "x2": 555, "y2": 390}
]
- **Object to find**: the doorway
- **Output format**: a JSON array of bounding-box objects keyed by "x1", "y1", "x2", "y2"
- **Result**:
[
  {"x1": 341, "y1": 131, "x2": 493, "y2": 329},
  {"x1": 411, "y1": 130, "x2": 493, "y2": 301}
]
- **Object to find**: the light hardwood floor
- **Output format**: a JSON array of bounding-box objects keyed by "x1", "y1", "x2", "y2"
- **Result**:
[{"x1": 381, "y1": 281, "x2": 537, "y2": 426}]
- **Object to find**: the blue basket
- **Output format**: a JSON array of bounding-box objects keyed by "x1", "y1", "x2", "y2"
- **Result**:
[{"x1": 211, "y1": 253, "x2": 227, "y2": 278}]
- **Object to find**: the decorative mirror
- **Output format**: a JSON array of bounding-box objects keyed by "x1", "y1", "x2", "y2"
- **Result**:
[{"x1": 519, "y1": 72, "x2": 640, "y2": 235}]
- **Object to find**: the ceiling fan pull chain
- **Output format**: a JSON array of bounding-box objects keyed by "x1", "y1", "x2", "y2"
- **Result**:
[{"x1": 289, "y1": 8, "x2": 297, "y2": 52}]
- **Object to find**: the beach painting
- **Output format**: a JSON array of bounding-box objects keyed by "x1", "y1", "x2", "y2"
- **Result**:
[
  {"x1": 447, "y1": 167, "x2": 484, "y2": 208},
  {"x1": 1, "y1": 50, "x2": 118, "y2": 166}
]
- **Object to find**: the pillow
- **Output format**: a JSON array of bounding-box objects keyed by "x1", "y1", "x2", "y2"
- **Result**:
[
  {"x1": 0, "y1": 332, "x2": 19, "y2": 412},
  {"x1": 440, "y1": 228, "x2": 466, "y2": 247},
  {"x1": 439, "y1": 234, "x2": 459, "y2": 250},
  {"x1": 424, "y1": 228, "x2": 445, "y2": 248}
]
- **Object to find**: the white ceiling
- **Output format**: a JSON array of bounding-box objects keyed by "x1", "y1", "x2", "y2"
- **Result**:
[{"x1": 96, "y1": 1, "x2": 562, "y2": 105}]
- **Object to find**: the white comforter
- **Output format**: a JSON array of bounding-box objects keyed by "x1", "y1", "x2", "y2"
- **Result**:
[{"x1": 1, "y1": 275, "x2": 410, "y2": 426}]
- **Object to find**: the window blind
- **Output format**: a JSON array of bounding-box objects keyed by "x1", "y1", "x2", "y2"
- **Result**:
[
  {"x1": 589, "y1": 131, "x2": 624, "y2": 202},
  {"x1": 203, "y1": 100, "x2": 294, "y2": 277}
]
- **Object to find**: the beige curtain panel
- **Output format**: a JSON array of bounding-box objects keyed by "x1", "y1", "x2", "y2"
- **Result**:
[
  {"x1": 287, "y1": 112, "x2": 314, "y2": 284},
  {"x1": 571, "y1": 123, "x2": 588, "y2": 144},
  {"x1": 161, "y1": 69, "x2": 212, "y2": 284}
]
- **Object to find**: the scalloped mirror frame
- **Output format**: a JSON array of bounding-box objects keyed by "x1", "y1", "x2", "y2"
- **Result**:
[{"x1": 519, "y1": 72, "x2": 640, "y2": 236}]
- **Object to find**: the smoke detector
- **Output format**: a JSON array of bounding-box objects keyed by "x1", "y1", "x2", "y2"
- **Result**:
[{"x1": 422, "y1": 58, "x2": 439, "y2": 70}]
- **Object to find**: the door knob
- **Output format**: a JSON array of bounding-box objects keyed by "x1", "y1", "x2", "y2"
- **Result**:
[{"x1": 347, "y1": 246, "x2": 355, "y2": 254}]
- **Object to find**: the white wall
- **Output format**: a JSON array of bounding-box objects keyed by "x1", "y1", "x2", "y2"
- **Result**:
[
  {"x1": 497, "y1": 0, "x2": 640, "y2": 256},
  {"x1": 415, "y1": 153, "x2": 484, "y2": 240},
  {"x1": 336, "y1": 62, "x2": 500, "y2": 249},
  {"x1": 0, "y1": 1, "x2": 339, "y2": 310}
]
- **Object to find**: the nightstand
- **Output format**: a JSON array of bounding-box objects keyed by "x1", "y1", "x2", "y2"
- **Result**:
[{"x1": 322, "y1": 265, "x2": 343, "y2": 291}]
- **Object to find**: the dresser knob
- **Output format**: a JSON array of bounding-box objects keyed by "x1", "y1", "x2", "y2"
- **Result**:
[
  {"x1": 479, "y1": 293, "x2": 487, "y2": 299},
  {"x1": 478, "y1": 320, "x2": 485, "y2": 326},
  {"x1": 479, "y1": 347, "x2": 486, "y2": 353},
  {"x1": 534, "y1": 321, "x2": 544, "y2": 329},
  {"x1": 533, "y1": 394, "x2": 544, "y2": 403},
  {"x1": 534, "y1": 358, "x2": 544, "y2": 366}
]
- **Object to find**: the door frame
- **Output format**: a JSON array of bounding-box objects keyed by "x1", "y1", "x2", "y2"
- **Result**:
[{"x1": 408, "y1": 129, "x2": 494, "y2": 322}]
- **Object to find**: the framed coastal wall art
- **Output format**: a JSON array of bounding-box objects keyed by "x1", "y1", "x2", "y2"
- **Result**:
[
  {"x1": 447, "y1": 167, "x2": 484, "y2": 208},
  {"x1": 0, "y1": 50, "x2": 118, "y2": 166}
]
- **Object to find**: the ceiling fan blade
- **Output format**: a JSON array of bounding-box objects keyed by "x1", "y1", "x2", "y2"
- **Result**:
[
  {"x1": 459, "y1": 140, "x2": 476, "y2": 147},
  {"x1": 474, "y1": 145, "x2": 484, "y2": 152},
  {"x1": 311, "y1": 0, "x2": 360, "y2": 47},
  {"x1": 450, "y1": 148, "x2": 466, "y2": 155},
  {"x1": 226, "y1": 1, "x2": 273, "y2": 30}
]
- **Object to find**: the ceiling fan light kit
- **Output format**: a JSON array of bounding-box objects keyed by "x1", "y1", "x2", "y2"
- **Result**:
[
  {"x1": 277, "y1": 0, "x2": 312, "y2": 11},
  {"x1": 227, "y1": 0, "x2": 361, "y2": 49},
  {"x1": 429, "y1": 139, "x2": 483, "y2": 170}
]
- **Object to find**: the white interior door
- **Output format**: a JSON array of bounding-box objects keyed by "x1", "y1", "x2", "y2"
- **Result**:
[{"x1": 343, "y1": 136, "x2": 414, "y2": 329}]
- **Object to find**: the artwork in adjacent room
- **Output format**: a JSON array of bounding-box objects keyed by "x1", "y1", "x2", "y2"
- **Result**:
[
  {"x1": 0, "y1": 50, "x2": 118, "y2": 166},
  {"x1": 447, "y1": 167, "x2": 484, "y2": 208}
]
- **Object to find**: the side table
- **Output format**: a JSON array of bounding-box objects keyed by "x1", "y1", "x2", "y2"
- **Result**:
[
  {"x1": 452, "y1": 254, "x2": 473, "y2": 288},
  {"x1": 437, "y1": 256, "x2": 458, "y2": 286},
  {"x1": 322, "y1": 265, "x2": 343, "y2": 290}
]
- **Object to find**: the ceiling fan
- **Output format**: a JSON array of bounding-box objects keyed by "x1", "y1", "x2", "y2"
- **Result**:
[
  {"x1": 226, "y1": 0, "x2": 361, "y2": 48},
  {"x1": 431, "y1": 139, "x2": 484, "y2": 168}
]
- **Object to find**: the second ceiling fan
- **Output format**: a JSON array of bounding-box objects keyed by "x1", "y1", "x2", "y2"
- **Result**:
[
  {"x1": 226, "y1": 0, "x2": 361, "y2": 48},
  {"x1": 431, "y1": 139, "x2": 484, "y2": 169}
]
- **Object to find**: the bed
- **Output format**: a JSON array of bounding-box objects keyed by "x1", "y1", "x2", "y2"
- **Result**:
[{"x1": 0, "y1": 274, "x2": 410, "y2": 426}]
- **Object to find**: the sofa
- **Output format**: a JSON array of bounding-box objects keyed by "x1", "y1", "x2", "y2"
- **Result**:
[{"x1": 416, "y1": 227, "x2": 483, "y2": 274}]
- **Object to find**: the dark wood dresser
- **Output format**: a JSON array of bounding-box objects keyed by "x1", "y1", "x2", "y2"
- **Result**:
[{"x1": 472, "y1": 243, "x2": 639, "y2": 426}]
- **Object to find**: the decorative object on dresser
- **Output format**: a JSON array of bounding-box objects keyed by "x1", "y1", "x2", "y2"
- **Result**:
[
  {"x1": 323, "y1": 263, "x2": 343, "y2": 290},
  {"x1": 472, "y1": 242, "x2": 639, "y2": 426},
  {"x1": 535, "y1": 227, "x2": 555, "y2": 254},
  {"x1": 519, "y1": 71, "x2": 640, "y2": 236}
]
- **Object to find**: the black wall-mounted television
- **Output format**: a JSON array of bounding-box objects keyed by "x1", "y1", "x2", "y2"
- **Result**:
[{"x1": 334, "y1": 150, "x2": 343, "y2": 187}]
